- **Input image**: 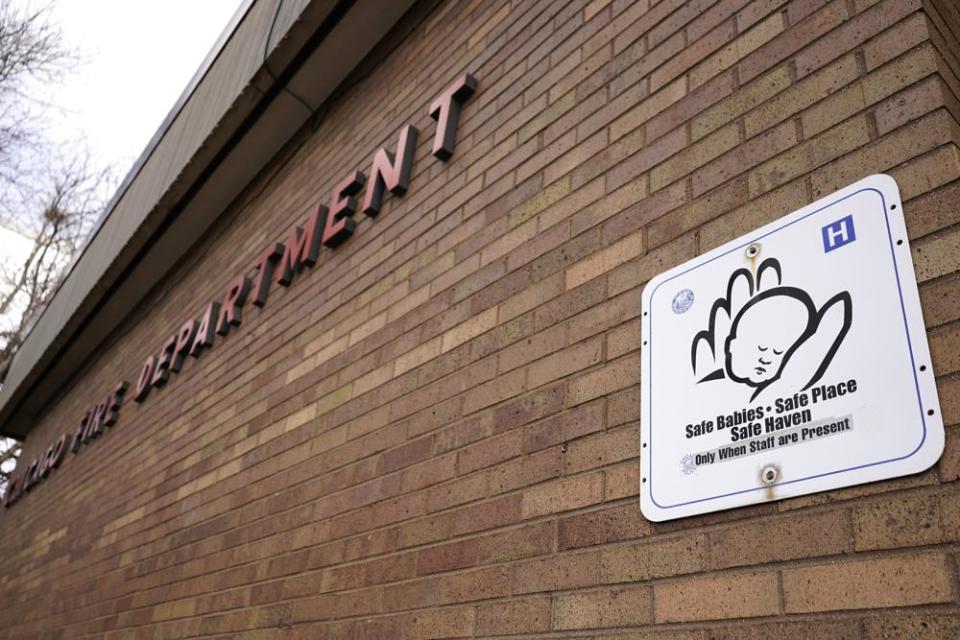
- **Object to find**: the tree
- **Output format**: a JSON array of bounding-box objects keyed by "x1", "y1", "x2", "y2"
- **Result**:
[
  {"x1": 0, "y1": 1, "x2": 112, "y2": 492},
  {"x1": 0, "y1": 161, "x2": 106, "y2": 373}
]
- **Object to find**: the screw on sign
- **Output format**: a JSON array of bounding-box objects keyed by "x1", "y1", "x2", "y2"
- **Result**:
[{"x1": 761, "y1": 465, "x2": 779, "y2": 485}]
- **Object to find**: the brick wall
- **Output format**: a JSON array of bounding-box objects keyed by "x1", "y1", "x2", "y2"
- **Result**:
[{"x1": 1, "y1": 0, "x2": 959, "y2": 637}]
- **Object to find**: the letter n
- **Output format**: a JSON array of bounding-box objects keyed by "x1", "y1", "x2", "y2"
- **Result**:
[{"x1": 362, "y1": 125, "x2": 418, "y2": 216}]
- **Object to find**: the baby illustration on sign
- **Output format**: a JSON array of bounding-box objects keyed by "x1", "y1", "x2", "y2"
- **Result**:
[{"x1": 691, "y1": 257, "x2": 852, "y2": 401}]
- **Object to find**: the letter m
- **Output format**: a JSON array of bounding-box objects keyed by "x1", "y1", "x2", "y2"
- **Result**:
[{"x1": 277, "y1": 203, "x2": 327, "y2": 286}]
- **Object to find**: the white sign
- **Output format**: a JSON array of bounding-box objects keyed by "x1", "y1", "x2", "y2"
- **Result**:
[{"x1": 640, "y1": 174, "x2": 944, "y2": 521}]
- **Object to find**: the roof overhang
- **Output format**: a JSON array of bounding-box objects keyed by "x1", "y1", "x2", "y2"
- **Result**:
[{"x1": 0, "y1": 0, "x2": 417, "y2": 438}]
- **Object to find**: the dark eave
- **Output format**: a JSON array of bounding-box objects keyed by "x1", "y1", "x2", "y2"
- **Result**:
[{"x1": 0, "y1": 0, "x2": 416, "y2": 438}]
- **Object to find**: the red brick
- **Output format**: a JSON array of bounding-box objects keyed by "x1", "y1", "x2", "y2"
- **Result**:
[
  {"x1": 498, "y1": 324, "x2": 566, "y2": 373},
  {"x1": 863, "y1": 614, "x2": 960, "y2": 640},
  {"x1": 437, "y1": 566, "x2": 511, "y2": 605},
  {"x1": 558, "y1": 502, "x2": 651, "y2": 550},
  {"x1": 562, "y1": 425, "x2": 639, "y2": 474},
  {"x1": 654, "y1": 571, "x2": 781, "y2": 622},
  {"x1": 411, "y1": 606, "x2": 475, "y2": 639},
  {"x1": 940, "y1": 426, "x2": 960, "y2": 481},
  {"x1": 902, "y1": 169, "x2": 960, "y2": 241},
  {"x1": 492, "y1": 383, "x2": 565, "y2": 432},
  {"x1": 708, "y1": 620, "x2": 862, "y2": 639},
  {"x1": 937, "y1": 367, "x2": 960, "y2": 427},
  {"x1": 524, "y1": 398, "x2": 605, "y2": 452},
  {"x1": 605, "y1": 460, "x2": 640, "y2": 500},
  {"x1": 477, "y1": 597, "x2": 551, "y2": 635},
  {"x1": 601, "y1": 533, "x2": 706, "y2": 583},
  {"x1": 852, "y1": 493, "x2": 944, "y2": 550},
  {"x1": 863, "y1": 12, "x2": 930, "y2": 70},
  {"x1": 692, "y1": 120, "x2": 797, "y2": 197},
  {"x1": 477, "y1": 521, "x2": 554, "y2": 564},
  {"x1": 528, "y1": 336, "x2": 604, "y2": 388},
  {"x1": 521, "y1": 471, "x2": 604, "y2": 518},
  {"x1": 457, "y1": 427, "x2": 522, "y2": 473},
  {"x1": 875, "y1": 76, "x2": 946, "y2": 135},
  {"x1": 930, "y1": 322, "x2": 960, "y2": 375},
  {"x1": 554, "y1": 585, "x2": 653, "y2": 629},
  {"x1": 489, "y1": 446, "x2": 562, "y2": 494},
  {"x1": 416, "y1": 538, "x2": 479, "y2": 575},
  {"x1": 738, "y1": 0, "x2": 848, "y2": 83},
  {"x1": 794, "y1": 0, "x2": 920, "y2": 79},
  {"x1": 512, "y1": 551, "x2": 601, "y2": 594},
  {"x1": 566, "y1": 353, "x2": 641, "y2": 406},
  {"x1": 708, "y1": 510, "x2": 851, "y2": 569},
  {"x1": 782, "y1": 553, "x2": 954, "y2": 612}
]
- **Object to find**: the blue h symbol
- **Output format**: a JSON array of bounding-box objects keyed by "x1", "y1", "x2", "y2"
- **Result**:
[{"x1": 822, "y1": 215, "x2": 856, "y2": 253}]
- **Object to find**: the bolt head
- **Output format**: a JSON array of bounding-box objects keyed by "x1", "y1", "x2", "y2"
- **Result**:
[{"x1": 761, "y1": 464, "x2": 779, "y2": 485}]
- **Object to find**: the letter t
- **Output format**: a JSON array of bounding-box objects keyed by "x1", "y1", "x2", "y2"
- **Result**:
[{"x1": 428, "y1": 73, "x2": 477, "y2": 160}]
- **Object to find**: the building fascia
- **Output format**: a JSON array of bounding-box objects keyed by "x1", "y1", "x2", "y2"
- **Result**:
[{"x1": 0, "y1": 0, "x2": 417, "y2": 438}]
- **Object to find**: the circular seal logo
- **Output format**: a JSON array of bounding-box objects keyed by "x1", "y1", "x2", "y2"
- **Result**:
[{"x1": 672, "y1": 289, "x2": 694, "y2": 314}]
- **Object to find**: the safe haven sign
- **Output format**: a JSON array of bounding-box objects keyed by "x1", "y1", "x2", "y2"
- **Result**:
[
  {"x1": 4, "y1": 73, "x2": 478, "y2": 508},
  {"x1": 640, "y1": 174, "x2": 944, "y2": 522}
]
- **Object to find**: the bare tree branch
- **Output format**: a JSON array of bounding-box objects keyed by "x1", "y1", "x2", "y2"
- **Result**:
[{"x1": 0, "y1": 1, "x2": 112, "y2": 495}]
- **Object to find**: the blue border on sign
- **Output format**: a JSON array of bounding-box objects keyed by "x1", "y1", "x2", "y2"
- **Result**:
[{"x1": 647, "y1": 187, "x2": 927, "y2": 510}]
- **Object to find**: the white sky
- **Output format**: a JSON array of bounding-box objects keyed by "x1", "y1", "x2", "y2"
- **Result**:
[
  {"x1": 2, "y1": 0, "x2": 246, "y2": 285},
  {"x1": 36, "y1": 0, "x2": 245, "y2": 173},
  {"x1": 1, "y1": 2, "x2": 247, "y2": 462},
  {"x1": 0, "y1": 221, "x2": 33, "y2": 330},
  {"x1": 0, "y1": 0, "x2": 244, "y2": 356}
]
